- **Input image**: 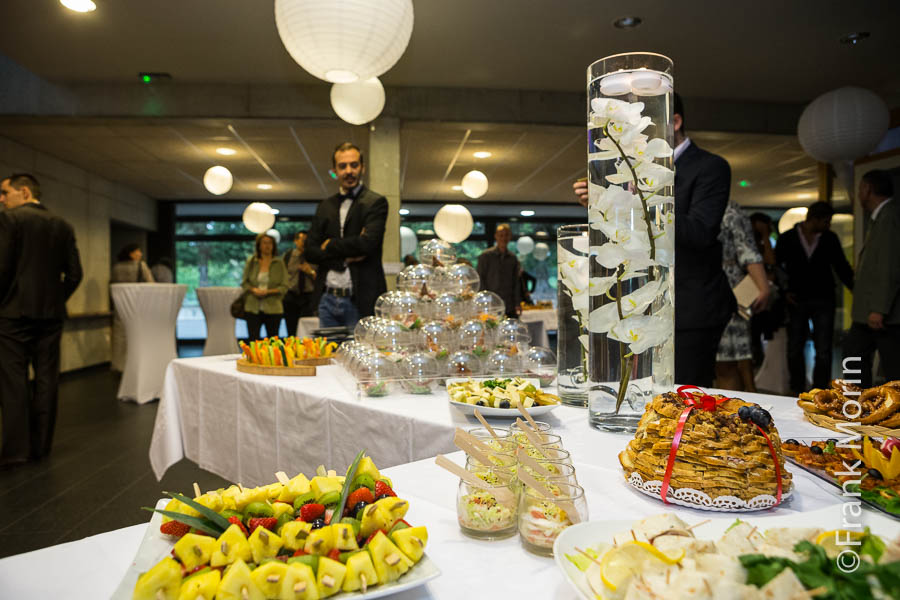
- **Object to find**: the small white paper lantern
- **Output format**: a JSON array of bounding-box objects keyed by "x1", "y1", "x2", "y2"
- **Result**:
[
  {"x1": 266, "y1": 228, "x2": 281, "y2": 245},
  {"x1": 797, "y1": 87, "x2": 889, "y2": 163},
  {"x1": 533, "y1": 242, "x2": 550, "y2": 261},
  {"x1": 203, "y1": 166, "x2": 233, "y2": 195},
  {"x1": 243, "y1": 202, "x2": 276, "y2": 233},
  {"x1": 778, "y1": 207, "x2": 807, "y2": 234},
  {"x1": 434, "y1": 204, "x2": 474, "y2": 243},
  {"x1": 331, "y1": 77, "x2": 386, "y2": 125},
  {"x1": 461, "y1": 170, "x2": 488, "y2": 199},
  {"x1": 274, "y1": 0, "x2": 414, "y2": 83},
  {"x1": 400, "y1": 226, "x2": 418, "y2": 257},
  {"x1": 517, "y1": 235, "x2": 535, "y2": 255}
]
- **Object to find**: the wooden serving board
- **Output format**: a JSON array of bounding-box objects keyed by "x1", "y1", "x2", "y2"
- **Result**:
[
  {"x1": 293, "y1": 357, "x2": 333, "y2": 366},
  {"x1": 236, "y1": 359, "x2": 316, "y2": 376},
  {"x1": 801, "y1": 410, "x2": 900, "y2": 438}
]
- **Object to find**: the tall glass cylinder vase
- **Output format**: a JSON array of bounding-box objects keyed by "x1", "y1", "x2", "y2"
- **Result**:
[
  {"x1": 556, "y1": 224, "x2": 590, "y2": 406},
  {"x1": 586, "y1": 53, "x2": 676, "y2": 432}
]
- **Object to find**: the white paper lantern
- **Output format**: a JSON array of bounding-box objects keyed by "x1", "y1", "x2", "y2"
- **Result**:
[
  {"x1": 434, "y1": 204, "x2": 474, "y2": 243},
  {"x1": 797, "y1": 87, "x2": 889, "y2": 163},
  {"x1": 778, "y1": 207, "x2": 807, "y2": 234},
  {"x1": 243, "y1": 202, "x2": 276, "y2": 233},
  {"x1": 266, "y1": 228, "x2": 281, "y2": 245},
  {"x1": 400, "y1": 226, "x2": 418, "y2": 257},
  {"x1": 203, "y1": 166, "x2": 233, "y2": 195},
  {"x1": 274, "y1": 0, "x2": 414, "y2": 83},
  {"x1": 533, "y1": 242, "x2": 550, "y2": 261},
  {"x1": 331, "y1": 77, "x2": 386, "y2": 125},
  {"x1": 517, "y1": 235, "x2": 535, "y2": 255},
  {"x1": 461, "y1": 170, "x2": 488, "y2": 199}
]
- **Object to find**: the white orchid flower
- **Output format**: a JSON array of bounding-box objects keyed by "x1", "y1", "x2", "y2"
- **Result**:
[
  {"x1": 605, "y1": 160, "x2": 636, "y2": 185},
  {"x1": 609, "y1": 315, "x2": 672, "y2": 355},
  {"x1": 590, "y1": 98, "x2": 645, "y2": 127},
  {"x1": 593, "y1": 243, "x2": 656, "y2": 271},
  {"x1": 644, "y1": 138, "x2": 673, "y2": 158},
  {"x1": 590, "y1": 184, "x2": 641, "y2": 222},
  {"x1": 578, "y1": 334, "x2": 589, "y2": 351},
  {"x1": 588, "y1": 278, "x2": 664, "y2": 333},
  {"x1": 635, "y1": 162, "x2": 675, "y2": 192}
]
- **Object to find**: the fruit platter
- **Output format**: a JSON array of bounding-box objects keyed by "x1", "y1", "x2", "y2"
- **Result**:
[
  {"x1": 446, "y1": 377, "x2": 561, "y2": 417},
  {"x1": 783, "y1": 437, "x2": 900, "y2": 519},
  {"x1": 555, "y1": 509, "x2": 900, "y2": 600},
  {"x1": 237, "y1": 337, "x2": 337, "y2": 376},
  {"x1": 118, "y1": 451, "x2": 438, "y2": 600}
]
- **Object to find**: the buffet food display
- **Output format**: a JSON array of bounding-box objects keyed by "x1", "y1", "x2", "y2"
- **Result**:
[
  {"x1": 798, "y1": 379, "x2": 900, "y2": 435},
  {"x1": 236, "y1": 336, "x2": 337, "y2": 376}
]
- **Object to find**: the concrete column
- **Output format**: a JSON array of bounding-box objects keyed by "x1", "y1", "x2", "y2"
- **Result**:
[{"x1": 368, "y1": 117, "x2": 401, "y2": 289}]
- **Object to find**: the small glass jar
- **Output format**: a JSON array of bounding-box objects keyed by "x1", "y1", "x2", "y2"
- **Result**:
[
  {"x1": 518, "y1": 482, "x2": 587, "y2": 556},
  {"x1": 457, "y1": 469, "x2": 519, "y2": 541},
  {"x1": 465, "y1": 427, "x2": 512, "y2": 442},
  {"x1": 519, "y1": 460, "x2": 578, "y2": 487},
  {"x1": 465, "y1": 453, "x2": 517, "y2": 473}
]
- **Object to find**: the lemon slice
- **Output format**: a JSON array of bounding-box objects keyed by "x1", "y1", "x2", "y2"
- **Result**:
[
  {"x1": 815, "y1": 530, "x2": 866, "y2": 558},
  {"x1": 593, "y1": 541, "x2": 684, "y2": 592},
  {"x1": 627, "y1": 540, "x2": 686, "y2": 564}
]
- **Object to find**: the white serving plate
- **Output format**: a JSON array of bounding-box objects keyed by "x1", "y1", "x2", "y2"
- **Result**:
[
  {"x1": 446, "y1": 377, "x2": 560, "y2": 418},
  {"x1": 112, "y1": 499, "x2": 441, "y2": 600},
  {"x1": 552, "y1": 506, "x2": 900, "y2": 600}
]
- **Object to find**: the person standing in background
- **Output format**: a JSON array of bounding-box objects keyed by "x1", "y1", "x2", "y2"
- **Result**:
[
  {"x1": 283, "y1": 230, "x2": 318, "y2": 337},
  {"x1": 844, "y1": 170, "x2": 900, "y2": 388},
  {"x1": 241, "y1": 232, "x2": 288, "y2": 340},
  {"x1": 110, "y1": 243, "x2": 155, "y2": 372},
  {"x1": 477, "y1": 223, "x2": 523, "y2": 318},
  {"x1": 306, "y1": 142, "x2": 388, "y2": 328},
  {"x1": 775, "y1": 201, "x2": 853, "y2": 394},
  {"x1": 150, "y1": 257, "x2": 174, "y2": 283},
  {"x1": 749, "y1": 212, "x2": 783, "y2": 367},
  {"x1": 0, "y1": 173, "x2": 82, "y2": 469}
]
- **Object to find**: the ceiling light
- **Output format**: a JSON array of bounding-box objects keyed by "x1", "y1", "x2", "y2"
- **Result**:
[
  {"x1": 613, "y1": 16, "x2": 642, "y2": 29},
  {"x1": 520, "y1": 210, "x2": 535, "y2": 217},
  {"x1": 257, "y1": 184, "x2": 273, "y2": 190},
  {"x1": 461, "y1": 170, "x2": 488, "y2": 199},
  {"x1": 473, "y1": 151, "x2": 492, "y2": 159},
  {"x1": 451, "y1": 185, "x2": 463, "y2": 191},
  {"x1": 797, "y1": 192, "x2": 813, "y2": 199},
  {"x1": 60, "y1": 0, "x2": 96, "y2": 12},
  {"x1": 216, "y1": 147, "x2": 236, "y2": 156},
  {"x1": 271, "y1": 208, "x2": 280, "y2": 215},
  {"x1": 203, "y1": 166, "x2": 233, "y2": 195},
  {"x1": 840, "y1": 32, "x2": 870, "y2": 45},
  {"x1": 399, "y1": 208, "x2": 410, "y2": 215}
]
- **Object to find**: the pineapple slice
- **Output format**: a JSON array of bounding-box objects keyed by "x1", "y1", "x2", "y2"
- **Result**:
[
  {"x1": 251, "y1": 561, "x2": 288, "y2": 599},
  {"x1": 264, "y1": 482, "x2": 285, "y2": 501},
  {"x1": 220, "y1": 485, "x2": 243, "y2": 511},
  {"x1": 309, "y1": 476, "x2": 341, "y2": 504},
  {"x1": 341, "y1": 551, "x2": 378, "y2": 593},
  {"x1": 303, "y1": 526, "x2": 334, "y2": 556},
  {"x1": 315, "y1": 557, "x2": 347, "y2": 598},
  {"x1": 277, "y1": 473, "x2": 311, "y2": 504},
  {"x1": 354, "y1": 456, "x2": 380, "y2": 482},
  {"x1": 280, "y1": 562, "x2": 319, "y2": 600},
  {"x1": 132, "y1": 556, "x2": 182, "y2": 600},
  {"x1": 237, "y1": 486, "x2": 268, "y2": 511},
  {"x1": 174, "y1": 533, "x2": 218, "y2": 571},
  {"x1": 160, "y1": 498, "x2": 201, "y2": 523},
  {"x1": 391, "y1": 527, "x2": 428, "y2": 563},
  {"x1": 210, "y1": 524, "x2": 252, "y2": 567},
  {"x1": 279, "y1": 521, "x2": 313, "y2": 551},
  {"x1": 193, "y1": 491, "x2": 223, "y2": 513},
  {"x1": 217, "y1": 559, "x2": 265, "y2": 600},
  {"x1": 375, "y1": 497, "x2": 409, "y2": 525},
  {"x1": 248, "y1": 525, "x2": 283, "y2": 564},
  {"x1": 177, "y1": 568, "x2": 220, "y2": 600},
  {"x1": 271, "y1": 502, "x2": 294, "y2": 520},
  {"x1": 367, "y1": 531, "x2": 412, "y2": 584},
  {"x1": 358, "y1": 503, "x2": 393, "y2": 539},
  {"x1": 332, "y1": 523, "x2": 359, "y2": 552}
]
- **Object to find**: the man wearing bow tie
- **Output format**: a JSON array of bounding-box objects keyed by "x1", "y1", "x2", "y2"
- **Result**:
[{"x1": 306, "y1": 142, "x2": 388, "y2": 328}]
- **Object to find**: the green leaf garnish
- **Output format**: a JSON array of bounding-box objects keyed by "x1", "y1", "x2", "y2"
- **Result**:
[
  {"x1": 333, "y1": 450, "x2": 366, "y2": 524},
  {"x1": 165, "y1": 491, "x2": 232, "y2": 532}
]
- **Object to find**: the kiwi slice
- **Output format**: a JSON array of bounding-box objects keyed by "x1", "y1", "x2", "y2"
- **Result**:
[
  {"x1": 317, "y1": 490, "x2": 340, "y2": 507},
  {"x1": 292, "y1": 491, "x2": 316, "y2": 511},
  {"x1": 351, "y1": 474, "x2": 375, "y2": 492},
  {"x1": 340, "y1": 517, "x2": 361, "y2": 537},
  {"x1": 338, "y1": 549, "x2": 362, "y2": 564},
  {"x1": 388, "y1": 520, "x2": 410, "y2": 534},
  {"x1": 243, "y1": 501, "x2": 274, "y2": 520},
  {"x1": 288, "y1": 554, "x2": 319, "y2": 571},
  {"x1": 219, "y1": 509, "x2": 243, "y2": 521}
]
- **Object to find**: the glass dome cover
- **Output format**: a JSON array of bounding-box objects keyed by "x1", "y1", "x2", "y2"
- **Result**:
[
  {"x1": 400, "y1": 351, "x2": 439, "y2": 394},
  {"x1": 419, "y1": 238, "x2": 457, "y2": 267},
  {"x1": 446, "y1": 350, "x2": 483, "y2": 378}
]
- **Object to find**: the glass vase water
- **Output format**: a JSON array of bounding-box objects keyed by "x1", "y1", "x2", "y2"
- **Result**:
[{"x1": 556, "y1": 224, "x2": 591, "y2": 406}]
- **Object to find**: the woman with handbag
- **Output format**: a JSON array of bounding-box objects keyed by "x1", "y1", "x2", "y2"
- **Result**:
[{"x1": 240, "y1": 232, "x2": 288, "y2": 340}]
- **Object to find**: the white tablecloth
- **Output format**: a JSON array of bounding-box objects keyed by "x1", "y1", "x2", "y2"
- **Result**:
[
  {"x1": 297, "y1": 316, "x2": 320, "y2": 339},
  {"x1": 111, "y1": 283, "x2": 186, "y2": 404},
  {"x1": 521, "y1": 308, "x2": 556, "y2": 347},
  {"x1": 197, "y1": 286, "x2": 241, "y2": 356}
]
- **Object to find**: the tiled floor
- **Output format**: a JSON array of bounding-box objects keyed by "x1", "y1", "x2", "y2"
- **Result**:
[{"x1": 0, "y1": 365, "x2": 229, "y2": 559}]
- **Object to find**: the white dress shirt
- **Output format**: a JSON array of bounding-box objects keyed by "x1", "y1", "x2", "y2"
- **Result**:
[
  {"x1": 324, "y1": 184, "x2": 362, "y2": 291},
  {"x1": 673, "y1": 137, "x2": 692, "y2": 162}
]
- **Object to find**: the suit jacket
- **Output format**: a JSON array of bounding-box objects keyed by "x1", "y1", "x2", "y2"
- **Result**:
[
  {"x1": 0, "y1": 202, "x2": 82, "y2": 319},
  {"x1": 305, "y1": 185, "x2": 388, "y2": 317},
  {"x1": 852, "y1": 198, "x2": 900, "y2": 325},
  {"x1": 775, "y1": 225, "x2": 853, "y2": 300},
  {"x1": 674, "y1": 142, "x2": 736, "y2": 330}
]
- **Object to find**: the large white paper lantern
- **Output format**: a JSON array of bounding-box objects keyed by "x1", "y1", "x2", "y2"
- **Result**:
[
  {"x1": 517, "y1": 235, "x2": 535, "y2": 255},
  {"x1": 434, "y1": 204, "x2": 473, "y2": 243},
  {"x1": 533, "y1": 242, "x2": 550, "y2": 261},
  {"x1": 797, "y1": 87, "x2": 889, "y2": 163},
  {"x1": 203, "y1": 166, "x2": 233, "y2": 195},
  {"x1": 461, "y1": 170, "x2": 488, "y2": 199},
  {"x1": 400, "y1": 226, "x2": 418, "y2": 257},
  {"x1": 331, "y1": 77, "x2": 386, "y2": 125},
  {"x1": 274, "y1": 0, "x2": 414, "y2": 84},
  {"x1": 778, "y1": 207, "x2": 807, "y2": 234},
  {"x1": 243, "y1": 202, "x2": 276, "y2": 233}
]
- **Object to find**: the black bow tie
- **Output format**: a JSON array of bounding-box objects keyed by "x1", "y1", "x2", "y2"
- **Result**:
[{"x1": 339, "y1": 191, "x2": 356, "y2": 201}]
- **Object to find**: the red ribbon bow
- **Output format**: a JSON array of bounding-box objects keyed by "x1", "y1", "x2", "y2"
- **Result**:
[{"x1": 659, "y1": 385, "x2": 783, "y2": 505}]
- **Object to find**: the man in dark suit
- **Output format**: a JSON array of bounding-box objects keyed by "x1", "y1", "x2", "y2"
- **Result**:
[
  {"x1": 305, "y1": 142, "x2": 387, "y2": 327},
  {"x1": 0, "y1": 173, "x2": 82, "y2": 469}
]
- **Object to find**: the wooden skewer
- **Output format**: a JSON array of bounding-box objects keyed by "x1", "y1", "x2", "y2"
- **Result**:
[
  {"x1": 574, "y1": 546, "x2": 603, "y2": 568},
  {"x1": 516, "y1": 467, "x2": 581, "y2": 524},
  {"x1": 516, "y1": 404, "x2": 545, "y2": 441},
  {"x1": 192, "y1": 482, "x2": 202, "y2": 498},
  {"x1": 702, "y1": 578, "x2": 712, "y2": 595},
  {"x1": 515, "y1": 419, "x2": 549, "y2": 459},
  {"x1": 455, "y1": 428, "x2": 496, "y2": 454},
  {"x1": 746, "y1": 525, "x2": 758, "y2": 540},
  {"x1": 453, "y1": 431, "x2": 498, "y2": 468},
  {"x1": 686, "y1": 519, "x2": 710, "y2": 532},
  {"x1": 473, "y1": 409, "x2": 500, "y2": 440},
  {"x1": 275, "y1": 471, "x2": 290, "y2": 485},
  {"x1": 434, "y1": 454, "x2": 514, "y2": 504},
  {"x1": 806, "y1": 586, "x2": 828, "y2": 598},
  {"x1": 515, "y1": 448, "x2": 555, "y2": 478}
]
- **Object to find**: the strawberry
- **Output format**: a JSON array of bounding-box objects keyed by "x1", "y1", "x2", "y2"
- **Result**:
[
  {"x1": 299, "y1": 503, "x2": 325, "y2": 522},
  {"x1": 160, "y1": 520, "x2": 190, "y2": 538},
  {"x1": 347, "y1": 487, "x2": 375, "y2": 507},
  {"x1": 292, "y1": 549, "x2": 309, "y2": 557},
  {"x1": 248, "y1": 517, "x2": 278, "y2": 534},
  {"x1": 374, "y1": 481, "x2": 396, "y2": 498},
  {"x1": 328, "y1": 548, "x2": 341, "y2": 561},
  {"x1": 227, "y1": 516, "x2": 249, "y2": 537}
]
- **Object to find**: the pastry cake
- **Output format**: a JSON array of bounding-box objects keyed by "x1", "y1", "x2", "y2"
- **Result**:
[{"x1": 619, "y1": 392, "x2": 792, "y2": 502}]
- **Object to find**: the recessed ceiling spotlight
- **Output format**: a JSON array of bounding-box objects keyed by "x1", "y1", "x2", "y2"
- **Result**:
[
  {"x1": 61, "y1": 0, "x2": 96, "y2": 12},
  {"x1": 613, "y1": 16, "x2": 642, "y2": 29},
  {"x1": 452, "y1": 185, "x2": 463, "y2": 191},
  {"x1": 797, "y1": 192, "x2": 813, "y2": 199},
  {"x1": 257, "y1": 184, "x2": 273, "y2": 190},
  {"x1": 399, "y1": 208, "x2": 410, "y2": 215},
  {"x1": 216, "y1": 147, "x2": 236, "y2": 156},
  {"x1": 473, "y1": 151, "x2": 492, "y2": 159},
  {"x1": 520, "y1": 210, "x2": 535, "y2": 217},
  {"x1": 840, "y1": 31, "x2": 870, "y2": 45}
]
